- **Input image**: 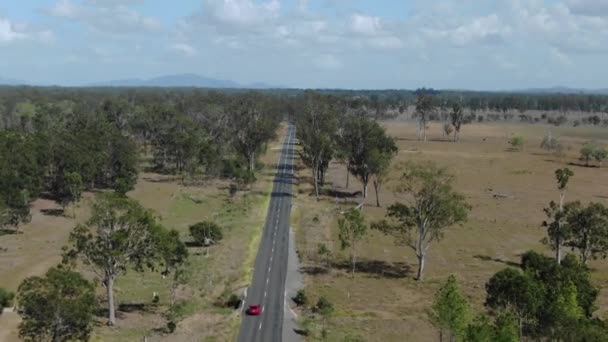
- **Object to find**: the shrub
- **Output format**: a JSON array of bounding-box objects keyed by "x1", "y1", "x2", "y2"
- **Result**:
[
  {"x1": 314, "y1": 296, "x2": 334, "y2": 316},
  {"x1": 508, "y1": 135, "x2": 524, "y2": 151},
  {"x1": 443, "y1": 123, "x2": 454, "y2": 137},
  {"x1": 166, "y1": 321, "x2": 177, "y2": 333},
  {"x1": 540, "y1": 132, "x2": 563, "y2": 153},
  {"x1": 0, "y1": 288, "x2": 14, "y2": 313},
  {"x1": 580, "y1": 142, "x2": 599, "y2": 167},
  {"x1": 189, "y1": 221, "x2": 223, "y2": 246},
  {"x1": 293, "y1": 289, "x2": 308, "y2": 306}
]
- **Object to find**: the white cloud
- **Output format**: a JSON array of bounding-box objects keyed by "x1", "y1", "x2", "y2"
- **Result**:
[
  {"x1": 510, "y1": 0, "x2": 608, "y2": 53},
  {"x1": 170, "y1": 43, "x2": 197, "y2": 57},
  {"x1": 315, "y1": 54, "x2": 342, "y2": 69},
  {"x1": 46, "y1": 0, "x2": 162, "y2": 35},
  {"x1": 566, "y1": 0, "x2": 608, "y2": 16},
  {"x1": 0, "y1": 18, "x2": 27, "y2": 43},
  {"x1": 0, "y1": 17, "x2": 55, "y2": 45},
  {"x1": 368, "y1": 36, "x2": 403, "y2": 50},
  {"x1": 350, "y1": 14, "x2": 383, "y2": 36},
  {"x1": 424, "y1": 14, "x2": 511, "y2": 46},
  {"x1": 199, "y1": 0, "x2": 281, "y2": 31},
  {"x1": 551, "y1": 48, "x2": 573, "y2": 65}
]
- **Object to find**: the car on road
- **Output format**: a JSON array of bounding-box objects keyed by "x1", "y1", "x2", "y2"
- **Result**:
[{"x1": 246, "y1": 304, "x2": 261, "y2": 316}]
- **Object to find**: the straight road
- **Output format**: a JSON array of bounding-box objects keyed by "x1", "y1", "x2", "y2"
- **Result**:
[{"x1": 237, "y1": 123, "x2": 296, "y2": 342}]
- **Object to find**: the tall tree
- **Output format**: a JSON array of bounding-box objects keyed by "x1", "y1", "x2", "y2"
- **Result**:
[
  {"x1": 0, "y1": 131, "x2": 42, "y2": 231},
  {"x1": 156, "y1": 229, "x2": 189, "y2": 306},
  {"x1": 17, "y1": 267, "x2": 96, "y2": 342},
  {"x1": 338, "y1": 209, "x2": 368, "y2": 278},
  {"x1": 543, "y1": 168, "x2": 574, "y2": 265},
  {"x1": 59, "y1": 171, "x2": 83, "y2": 218},
  {"x1": 296, "y1": 91, "x2": 338, "y2": 200},
  {"x1": 63, "y1": 193, "x2": 164, "y2": 326},
  {"x1": 430, "y1": 275, "x2": 471, "y2": 342},
  {"x1": 450, "y1": 101, "x2": 464, "y2": 142},
  {"x1": 415, "y1": 93, "x2": 435, "y2": 142},
  {"x1": 342, "y1": 117, "x2": 397, "y2": 201},
  {"x1": 485, "y1": 268, "x2": 544, "y2": 339},
  {"x1": 564, "y1": 202, "x2": 608, "y2": 265},
  {"x1": 228, "y1": 92, "x2": 279, "y2": 173},
  {"x1": 373, "y1": 162, "x2": 470, "y2": 280}
]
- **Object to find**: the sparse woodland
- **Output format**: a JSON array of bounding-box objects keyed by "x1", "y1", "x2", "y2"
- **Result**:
[{"x1": 1, "y1": 86, "x2": 608, "y2": 340}]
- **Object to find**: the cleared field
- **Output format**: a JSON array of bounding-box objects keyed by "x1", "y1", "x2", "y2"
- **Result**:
[
  {"x1": 293, "y1": 122, "x2": 608, "y2": 341},
  {"x1": 0, "y1": 125, "x2": 289, "y2": 342}
]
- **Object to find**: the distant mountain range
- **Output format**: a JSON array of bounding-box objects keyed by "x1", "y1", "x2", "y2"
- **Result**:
[
  {"x1": 0, "y1": 77, "x2": 27, "y2": 86},
  {"x1": 0, "y1": 74, "x2": 607, "y2": 93},
  {"x1": 88, "y1": 74, "x2": 277, "y2": 89},
  {"x1": 516, "y1": 87, "x2": 608, "y2": 95}
]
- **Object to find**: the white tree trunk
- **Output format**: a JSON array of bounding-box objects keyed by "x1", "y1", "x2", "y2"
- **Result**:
[{"x1": 107, "y1": 275, "x2": 116, "y2": 326}]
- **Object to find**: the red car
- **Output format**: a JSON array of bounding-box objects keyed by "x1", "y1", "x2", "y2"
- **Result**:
[{"x1": 247, "y1": 304, "x2": 261, "y2": 316}]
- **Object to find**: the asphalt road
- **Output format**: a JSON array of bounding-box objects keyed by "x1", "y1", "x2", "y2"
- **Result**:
[{"x1": 237, "y1": 123, "x2": 296, "y2": 342}]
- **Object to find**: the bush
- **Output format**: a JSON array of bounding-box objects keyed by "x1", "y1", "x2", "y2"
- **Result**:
[
  {"x1": 166, "y1": 321, "x2": 177, "y2": 333},
  {"x1": 443, "y1": 123, "x2": 454, "y2": 137},
  {"x1": 548, "y1": 115, "x2": 568, "y2": 126},
  {"x1": 314, "y1": 296, "x2": 334, "y2": 316},
  {"x1": 540, "y1": 132, "x2": 563, "y2": 153},
  {"x1": 189, "y1": 221, "x2": 223, "y2": 246},
  {"x1": 293, "y1": 289, "x2": 308, "y2": 306},
  {"x1": 579, "y1": 141, "x2": 606, "y2": 167},
  {"x1": 226, "y1": 294, "x2": 241, "y2": 309},
  {"x1": 0, "y1": 288, "x2": 14, "y2": 313},
  {"x1": 508, "y1": 135, "x2": 524, "y2": 151}
]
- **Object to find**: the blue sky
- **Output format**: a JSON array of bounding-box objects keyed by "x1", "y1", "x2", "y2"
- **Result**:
[{"x1": 1, "y1": 0, "x2": 607, "y2": 89}]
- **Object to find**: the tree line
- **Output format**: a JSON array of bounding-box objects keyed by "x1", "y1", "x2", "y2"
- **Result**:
[{"x1": 0, "y1": 90, "x2": 283, "y2": 232}]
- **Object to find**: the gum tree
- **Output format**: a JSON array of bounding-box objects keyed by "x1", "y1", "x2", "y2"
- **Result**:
[{"x1": 373, "y1": 162, "x2": 470, "y2": 280}]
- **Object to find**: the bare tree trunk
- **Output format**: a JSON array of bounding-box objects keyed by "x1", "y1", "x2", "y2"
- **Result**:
[
  {"x1": 423, "y1": 123, "x2": 427, "y2": 142},
  {"x1": 249, "y1": 152, "x2": 255, "y2": 172},
  {"x1": 351, "y1": 250, "x2": 356, "y2": 278},
  {"x1": 417, "y1": 252, "x2": 425, "y2": 281},
  {"x1": 373, "y1": 179, "x2": 380, "y2": 207},
  {"x1": 417, "y1": 224, "x2": 426, "y2": 281},
  {"x1": 313, "y1": 167, "x2": 319, "y2": 201},
  {"x1": 518, "y1": 316, "x2": 523, "y2": 340},
  {"x1": 345, "y1": 164, "x2": 350, "y2": 188},
  {"x1": 363, "y1": 182, "x2": 368, "y2": 199},
  {"x1": 107, "y1": 275, "x2": 116, "y2": 326},
  {"x1": 557, "y1": 191, "x2": 565, "y2": 265}
]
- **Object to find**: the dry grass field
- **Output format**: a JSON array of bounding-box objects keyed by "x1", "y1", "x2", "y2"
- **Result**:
[
  {"x1": 293, "y1": 121, "x2": 608, "y2": 341},
  {"x1": 0, "y1": 125, "x2": 289, "y2": 342}
]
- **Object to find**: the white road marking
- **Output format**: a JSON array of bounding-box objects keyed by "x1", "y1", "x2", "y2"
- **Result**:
[
  {"x1": 266, "y1": 277, "x2": 269, "y2": 284},
  {"x1": 264, "y1": 290, "x2": 267, "y2": 298},
  {"x1": 259, "y1": 322, "x2": 263, "y2": 331}
]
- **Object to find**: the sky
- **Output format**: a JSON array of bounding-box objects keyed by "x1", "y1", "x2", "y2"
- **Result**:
[{"x1": 0, "y1": 0, "x2": 607, "y2": 89}]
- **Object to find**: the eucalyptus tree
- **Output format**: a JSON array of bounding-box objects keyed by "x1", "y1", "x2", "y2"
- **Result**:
[
  {"x1": 296, "y1": 91, "x2": 339, "y2": 200},
  {"x1": 342, "y1": 116, "x2": 397, "y2": 203},
  {"x1": 228, "y1": 92, "x2": 280, "y2": 173},
  {"x1": 64, "y1": 193, "x2": 166, "y2": 326},
  {"x1": 373, "y1": 162, "x2": 470, "y2": 280},
  {"x1": 415, "y1": 93, "x2": 435, "y2": 142},
  {"x1": 542, "y1": 168, "x2": 574, "y2": 264}
]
